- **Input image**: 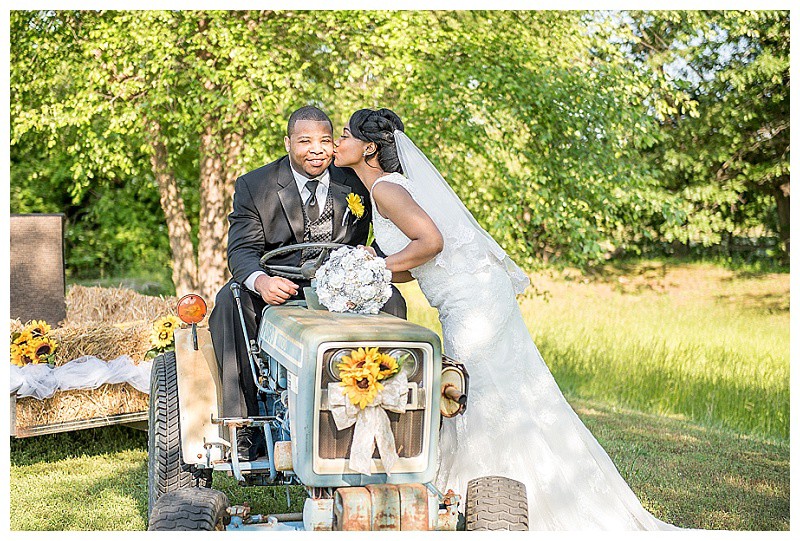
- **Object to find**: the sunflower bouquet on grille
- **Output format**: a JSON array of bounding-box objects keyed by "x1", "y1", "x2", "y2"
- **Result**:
[
  {"x1": 315, "y1": 246, "x2": 393, "y2": 315},
  {"x1": 337, "y1": 347, "x2": 402, "y2": 409},
  {"x1": 328, "y1": 346, "x2": 410, "y2": 475}
]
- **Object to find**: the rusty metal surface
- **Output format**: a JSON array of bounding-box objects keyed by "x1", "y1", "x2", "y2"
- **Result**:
[
  {"x1": 398, "y1": 483, "x2": 430, "y2": 530},
  {"x1": 367, "y1": 484, "x2": 401, "y2": 531},
  {"x1": 303, "y1": 498, "x2": 334, "y2": 531},
  {"x1": 274, "y1": 440, "x2": 293, "y2": 471},
  {"x1": 440, "y1": 366, "x2": 467, "y2": 418},
  {"x1": 436, "y1": 489, "x2": 461, "y2": 531},
  {"x1": 333, "y1": 487, "x2": 371, "y2": 530}
]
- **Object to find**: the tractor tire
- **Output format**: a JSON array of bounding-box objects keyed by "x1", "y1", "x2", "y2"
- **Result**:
[
  {"x1": 148, "y1": 487, "x2": 230, "y2": 531},
  {"x1": 464, "y1": 476, "x2": 529, "y2": 531},
  {"x1": 148, "y1": 351, "x2": 212, "y2": 515}
]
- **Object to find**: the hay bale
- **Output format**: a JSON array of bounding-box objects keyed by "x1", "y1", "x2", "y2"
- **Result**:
[
  {"x1": 10, "y1": 318, "x2": 23, "y2": 334},
  {"x1": 49, "y1": 321, "x2": 153, "y2": 366},
  {"x1": 11, "y1": 285, "x2": 176, "y2": 431},
  {"x1": 65, "y1": 284, "x2": 177, "y2": 325},
  {"x1": 15, "y1": 383, "x2": 149, "y2": 429}
]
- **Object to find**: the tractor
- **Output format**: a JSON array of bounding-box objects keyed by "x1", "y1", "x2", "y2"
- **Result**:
[{"x1": 146, "y1": 242, "x2": 528, "y2": 531}]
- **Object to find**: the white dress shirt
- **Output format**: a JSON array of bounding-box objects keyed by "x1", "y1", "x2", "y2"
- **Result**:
[{"x1": 244, "y1": 166, "x2": 331, "y2": 292}]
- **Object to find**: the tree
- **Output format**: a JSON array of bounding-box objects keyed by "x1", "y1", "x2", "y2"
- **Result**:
[
  {"x1": 12, "y1": 11, "x2": 341, "y2": 298},
  {"x1": 22, "y1": 11, "x2": 776, "y2": 290},
  {"x1": 616, "y1": 11, "x2": 790, "y2": 259}
]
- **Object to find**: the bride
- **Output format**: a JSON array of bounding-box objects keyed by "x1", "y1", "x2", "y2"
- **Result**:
[{"x1": 333, "y1": 108, "x2": 680, "y2": 530}]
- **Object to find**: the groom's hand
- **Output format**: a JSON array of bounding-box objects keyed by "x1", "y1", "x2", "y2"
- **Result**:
[{"x1": 255, "y1": 274, "x2": 299, "y2": 305}]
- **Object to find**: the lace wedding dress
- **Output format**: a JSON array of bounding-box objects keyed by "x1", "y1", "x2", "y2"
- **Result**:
[{"x1": 371, "y1": 172, "x2": 679, "y2": 530}]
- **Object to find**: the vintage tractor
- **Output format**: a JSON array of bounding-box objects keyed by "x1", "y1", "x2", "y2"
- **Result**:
[{"x1": 146, "y1": 242, "x2": 528, "y2": 531}]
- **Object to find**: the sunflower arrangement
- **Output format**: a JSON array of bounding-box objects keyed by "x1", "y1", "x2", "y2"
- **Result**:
[
  {"x1": 146, "y1": 314, "x2": 182, "y2": 359},
  {"x1": 337, "y1": 347, "x2": 401, "y2": 409},
  {"x1": 10, "y1": 320, "x2": 58, "y2": 366}
]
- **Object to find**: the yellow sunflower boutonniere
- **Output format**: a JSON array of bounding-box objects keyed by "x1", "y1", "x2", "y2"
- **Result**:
[
  {"x1": 343, "y1": 193, "x2": 365, "y2": 226},
  {"x1": 146, "y1": 314, "x2": 182, "y2": 359}
]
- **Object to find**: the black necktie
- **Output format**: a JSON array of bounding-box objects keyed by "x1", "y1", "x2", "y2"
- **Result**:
[{"x1": 305, "y1": 179, "x2": 319, "y2": 222}]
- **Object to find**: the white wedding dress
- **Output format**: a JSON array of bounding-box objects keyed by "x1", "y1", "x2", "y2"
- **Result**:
[{"x1": 371, "y1": 172, "x2": 679, "y2": 530}]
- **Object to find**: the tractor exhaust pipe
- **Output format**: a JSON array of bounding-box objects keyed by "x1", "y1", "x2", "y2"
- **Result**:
[{"x1": 442, "y1": 384, "x2": 467, "y2": 406}]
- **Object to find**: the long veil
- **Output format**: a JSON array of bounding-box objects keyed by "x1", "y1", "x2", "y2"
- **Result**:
[{"x1": 393, "y1": 130, "x2": 530, "y2": 294}]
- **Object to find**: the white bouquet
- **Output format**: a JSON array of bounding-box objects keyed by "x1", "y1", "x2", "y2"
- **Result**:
[{"x1": 315, "y1": 246, "x2": 393, "y2": 314}]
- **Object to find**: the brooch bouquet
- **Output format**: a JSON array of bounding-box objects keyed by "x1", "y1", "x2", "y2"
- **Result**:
[{"x1": 315, "y1": 246, "x2": 392, "y2": 314}]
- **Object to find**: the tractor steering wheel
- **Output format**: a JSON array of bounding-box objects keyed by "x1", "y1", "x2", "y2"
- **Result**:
[{"x1": 259, "y1": 242, "x2": 348, "y2": 280}]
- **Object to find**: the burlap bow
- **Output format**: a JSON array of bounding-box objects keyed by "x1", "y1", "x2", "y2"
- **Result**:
[{"x1": 327, "y1": 372, "x2": 409, "y2": 475}]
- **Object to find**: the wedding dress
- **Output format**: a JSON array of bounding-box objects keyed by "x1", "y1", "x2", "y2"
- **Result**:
[{"x1": 370, "y1": 142, "x2": 679, "y2": 529}]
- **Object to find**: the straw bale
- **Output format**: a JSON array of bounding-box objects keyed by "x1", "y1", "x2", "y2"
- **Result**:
[
  {"x1": 15, "y1": 383, "x2": 149, "y2": 429},
  {"x1": 64, "y1": 284, "x2": 177, "y2": 325},
  {"x1": 49, "y1": 321, "x2": 153, "y2": 366},
  {"x1": 10, "y1": 318, "x2": 23, "y2": 334},
  {"x1": 11, "y1": 286, "x2": 183, "y2": 429}
]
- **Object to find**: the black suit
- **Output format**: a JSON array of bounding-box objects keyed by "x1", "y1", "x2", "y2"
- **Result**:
[{"x1": 209, "y1": 156, "x2": 406, "y2": 418}]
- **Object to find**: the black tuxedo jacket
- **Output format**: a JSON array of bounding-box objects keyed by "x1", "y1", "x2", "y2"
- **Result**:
[{"x1": 227, "y1": 156, "x2": 373, "y2": 287}]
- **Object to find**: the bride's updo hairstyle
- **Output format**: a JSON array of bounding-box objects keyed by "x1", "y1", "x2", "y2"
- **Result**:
[{"x1": 348, "y1": 108, "x2": 405, "y2": 174}]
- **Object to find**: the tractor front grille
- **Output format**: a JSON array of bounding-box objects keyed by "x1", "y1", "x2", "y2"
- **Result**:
[
  {"x1": 316, "y1": 345, "x2": 430, "y2": 465},
  {"x1": 317, "y1": 409, "x2": 425, "y2": 459}
]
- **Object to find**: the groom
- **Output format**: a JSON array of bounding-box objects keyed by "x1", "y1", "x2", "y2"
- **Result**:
[{"x1": 209, "y1": 105, "x2": 406, "y2": 460}]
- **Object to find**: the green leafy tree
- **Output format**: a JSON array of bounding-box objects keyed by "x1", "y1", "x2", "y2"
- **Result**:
[
  {"x1": 617, "y1": 10, "x2": 790, "y2": 260},
  {"x1": 17, "y1": 10, "x2": 782, "y2": 293}
]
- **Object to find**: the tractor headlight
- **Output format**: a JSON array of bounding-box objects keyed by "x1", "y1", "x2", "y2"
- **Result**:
[
  {"x1": 388, "y1": 348, "x2": 419, "y2": 379},
  {"x1": 326, "y1": 349, "x2": 351, "y2": 381}
]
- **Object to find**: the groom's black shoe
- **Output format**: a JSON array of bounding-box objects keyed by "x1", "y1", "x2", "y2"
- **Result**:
[{"x1": 236, "y1": 426, "x2": 267, "y2": 462}]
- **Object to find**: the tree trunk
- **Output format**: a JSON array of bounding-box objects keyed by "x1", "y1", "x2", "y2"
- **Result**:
[
  {"x1": 197, "y1": 122, "x2": 228, "y2": 300},
  {"x1": 146, "y1": 119, "x2": 199, "y2": 296},
  {"x1": 196, "y1": 107, "x2": 248, "y2": 301},
  {"x1": 773, "y1": 177, "x2": 790, "y2": 260}
]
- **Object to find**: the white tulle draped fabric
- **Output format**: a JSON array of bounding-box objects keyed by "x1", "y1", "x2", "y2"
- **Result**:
[
  {"x1": 10, "y1": 356, "x2": 152, "y2": 400},
  {"x1": 370, "y1": 172, "x2": 678, "y2": 530}
]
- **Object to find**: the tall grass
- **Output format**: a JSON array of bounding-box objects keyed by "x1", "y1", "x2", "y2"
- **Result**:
[{"x1": 397, "y1": 262, "x2": 789, "y2": 441}]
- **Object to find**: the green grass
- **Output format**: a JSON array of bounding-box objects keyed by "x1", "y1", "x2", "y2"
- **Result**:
[
  {"x1": 68, "y1": 271, "x2": 176, "y2": 297},
  {"x1": 9, "y1": 398, "x2": 789, "y2": 531},
  {"x1": 398, "y1": 260, "x2": 789, "y2": 441},
  {"x1": 10, "y1": 260, "x2": 789, "y2": 530}
]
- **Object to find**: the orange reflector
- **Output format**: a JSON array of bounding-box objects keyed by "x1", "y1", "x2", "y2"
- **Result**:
[{"x1": 177, "y1": 294, "x2": 207, "y2": 324}]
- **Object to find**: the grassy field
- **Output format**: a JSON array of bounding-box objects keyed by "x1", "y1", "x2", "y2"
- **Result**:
[
  {"x1": 9, "y1": 397, "x2": 789, "y2": 530},
  {"x1": 398, "y1": 260, "x2": 790, "y2": 441},
  {"x1": 9, "y1": 260, "x2": 790, "y2": 530}
]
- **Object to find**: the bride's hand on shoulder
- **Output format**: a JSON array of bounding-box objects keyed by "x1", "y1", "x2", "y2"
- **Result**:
[
  {"x1": 372, "y1": 181, "x2": 443, "y2": 272},
  {"x1": 357, "y1": 244, "x2": 377, "y2": 257}
]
